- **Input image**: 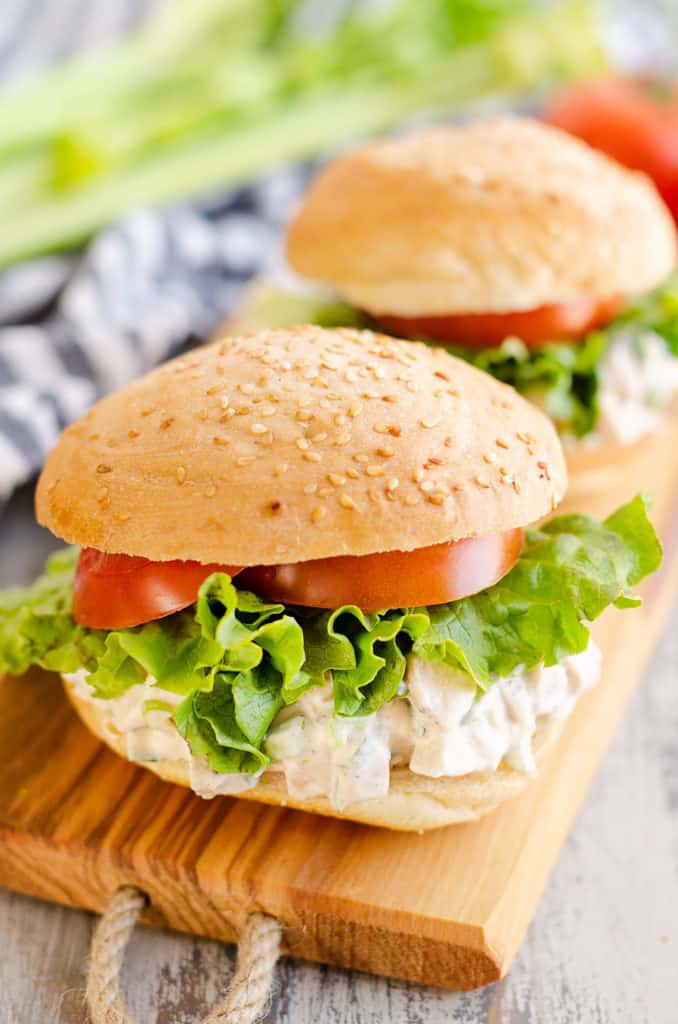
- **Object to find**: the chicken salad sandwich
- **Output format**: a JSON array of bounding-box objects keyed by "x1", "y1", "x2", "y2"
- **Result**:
[{"x1": 0, "y1": 326, "x2": 661, "y2": 830}]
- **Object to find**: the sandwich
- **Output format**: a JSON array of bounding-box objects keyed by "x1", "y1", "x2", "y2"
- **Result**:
[
  {"x1": 0, "y1": 326, "x2": 661, "y2": 830},
  {"x1": 234, "y1": 117, "x2": 678, "y2": 510}
]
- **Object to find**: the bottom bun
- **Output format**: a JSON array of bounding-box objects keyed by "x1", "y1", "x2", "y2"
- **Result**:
[{"x1": 64, "y1": 678, "x2": 558, "y2": 831}]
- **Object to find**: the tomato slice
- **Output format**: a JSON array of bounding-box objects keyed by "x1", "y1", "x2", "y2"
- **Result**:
[
  {"x1": 73, "y1": 549, "x2": 241, "y2": 629},
  {"x1": 378, "y1": 295, "x2": 623, "y2": 350},
  {"x1": 237, "y1": 529, "x2": 524, "y2": 612},
  {"x1": 543, "y1": 78, "x2": 678, "y2": 222}
]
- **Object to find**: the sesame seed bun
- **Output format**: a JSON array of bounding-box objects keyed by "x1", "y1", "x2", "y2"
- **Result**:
[
  {"x1": 36, "y1": 326, "x2": 566, "y2": 564},
  {"x1": 286, "y1": 117, "x2": 676, "y2": 317},
  {"x1": 64, "y1": 676, "x2": 557, "y2": 831}
]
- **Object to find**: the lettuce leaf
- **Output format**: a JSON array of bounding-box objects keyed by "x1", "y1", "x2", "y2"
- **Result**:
[
  {"x1": 0, "y1": 547, "x2": 106, "y2": 676},
  {"x1": 0, "y1": 496, "x2": 662, "y2": 772},
  {"x1": 414, "y1": 494, "x2": 662, "y2": 685}
]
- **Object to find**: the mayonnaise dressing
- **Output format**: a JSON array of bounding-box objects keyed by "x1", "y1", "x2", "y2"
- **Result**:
[{"x1": 65, "y1": 641, "x2": 600, "y2": 809}]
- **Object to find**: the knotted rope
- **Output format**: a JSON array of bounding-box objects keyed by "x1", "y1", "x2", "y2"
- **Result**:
[{"x1": 85, "y1": 886, "x2": 282, "y2": 1024}]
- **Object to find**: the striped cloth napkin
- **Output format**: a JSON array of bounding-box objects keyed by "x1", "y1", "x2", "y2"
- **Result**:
[{"x1": 0, "y1": 162, "x2": 310, "y2": 501}]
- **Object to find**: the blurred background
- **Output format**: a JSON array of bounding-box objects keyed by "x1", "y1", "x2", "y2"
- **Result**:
[{"x1": 0, "y1": 0, "x2": 676, "y2": 583}]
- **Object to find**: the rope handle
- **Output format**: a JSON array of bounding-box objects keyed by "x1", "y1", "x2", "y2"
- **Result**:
[{"x1": 86, "y1": 886, "x2": 282, "y2": 1024}]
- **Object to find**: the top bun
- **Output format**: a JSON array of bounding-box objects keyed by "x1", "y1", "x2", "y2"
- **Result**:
[
  {"x1": 286, "y1": 117, "x2": 677, "y2": 316},
  {"x1": 37, "y1": 326, "x2": 566, "y2": 565}
]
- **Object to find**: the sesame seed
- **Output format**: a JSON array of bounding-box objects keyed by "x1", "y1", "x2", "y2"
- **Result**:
[
  {"x1": 239, "y1": 382, "x2": 255, "y2": 395},
  {"x1": 160, "y1": 417, "x2": 175, "y2": 430},
  {"x1": 368, "y1": 488, "x2": 382, "y2": 505},
  {"x1": 195, "y1": 410, "x2": 208, "y2": 422},
  {"x1": 434, "y1": 370, "x2": 450, "y2": 382},
  {"x1": 388, "y1": 426, "x2": 402, "y2": 437},
  {"x1": 317, "y1": 486, "x2": 333, "y2": 498},
  {"x1": 427, "y1": 493, "x2": 445, "y2": 506},
  {"x1": 537, "y1": 459, "x2": 551, "y2": 480},
  {"x1": 363, "y1": 390, "x2": 379, "y2": 400},
  {"x1": 496, "y1": 438, "x2": 509, "y2": 449},
  {"x1": 516, "y1": 431, "x2": 533, "y2": 444},
  {"x1": 328, "y1": 473, "x2": 346, "y2": 487},
  {"x1": 96, "y1": 464, "x2": 112, "y2": 474},
  {"x1": 260, "y1": 405, "x2": 276, "y2": 417},
  {"x1": 273, "y1": 463, "x2": 289, "y2": 477},
  {"x1": 386, "y1": 478, "x2": 399, "y2": 491},
  {"x1": 235, "y1": 405, "x2": 251, "y2": 417},
  {"x1": 419, "y1": 480, "x2": 434, "y2": 492},
  {"x1": 345, "y1": 370, "x2": 358, "y2": 383},
  {"x1": 176, "y1": 466, "x2": 186, "y2": 484},
  {"x1": 412, "y1": 469, "x2": 423, "y2": 483},
  {"x1": 484, "y1": 452, "x2": 497, "y2": 464},
  {"x1": 296, "y1": 409, "x2": 313, "y2": 422},
  {"x1": 312, "y1": 431, "x2": 327, "y2": 442},
  {"x1": 269, "y1": 500, "x2": 282, "y2": 514},
  {"x1": 447, "y1": 387, "x2": 460, "y2": 397},
  {"x1": 403, "y1": 493, "x2": 420, "y2": 506},
  {"x1": 382, "y1": 394, "x2": 397, "y2": 404},
  {"x1": 297, "y1": 396, "x2": 312, "y2": 407},
  {"x1": 348, "y1": 402, "x2": 361, "y2": 418},
  {"x1": 407, "y1": 382, "x2": 418, "y2": 393},
  {"x1": 251, "y1": 423, "x2": 267, "y2": 434},
  {"x1": 206, "y1": 385, "x2": 221, "y2": 396},
  {"x1": 334, "y1": 413, "x2": 346, "y2": 427},
  {"x1": 303, "y1": 483, "x2": 317, "y2": 495},
  {"x1": 513, "y1": 480, "x2": 522, "y2": 493},
  {"x1": 236, "y1": 456, "x2": 255, "y2": 467},
  {"x1": 475, "y1": 474, "x2": 491, "y2": 488},
  {"x1": 425, "y1": 457, "x2": 444, "y2": 468},
  {"x1": 346, "y1": 468, "x2": 360, "y2": 480},
  {"x1": 444, "y1": 437, "x2": 453, "y2": 448},
  {"x1": 339, "y1": 494, "x2": 356, "y2": 510},
  {"x1": 353, "y1": 454, "x2": 369, "y2": 464},
  {"x1": 296, "y1": 437, "x2": 310, "y2": 451},
  {"x1": 303, "y1": 451, "x2": 321, "y2": 463},
  {"x1": 366, "y1": 465, "x2": 384, "y2": 477},
  {"x1": 376, "y1": 445, "x2": 395, "y2": 458},
  {"x1": 419, "y1": 417, "x2": 438, "y2": 430},
  {"x1": 334, "y1": 432, "x2": 351, "y2": 447},
  {"x1": 311, "y1": 506, "x2": 327, "y2": 524},
  {"x1": 128, "y1": 429, "x2": 139, "y2": 439},
  {"x1": 374, "y1": 368, "x2": 386, "y2": 380},
  {"x1": 213, "y1": 436, "x2": 230, "y2": 446}
]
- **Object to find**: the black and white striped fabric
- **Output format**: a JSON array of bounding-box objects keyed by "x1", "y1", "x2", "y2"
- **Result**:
[{"x1": 0, "y1": 166, "x2": 313, "y2": 501}]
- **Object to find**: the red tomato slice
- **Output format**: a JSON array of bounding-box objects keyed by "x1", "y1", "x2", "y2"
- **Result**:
[
  {"x1": 237, "y1": 529, "x2": 524, "y2": 612},
  {"x1": 378, "y1": 295, "x2": 623, "y2": 350},
  {"x1": 543, "y1": 78, "x2": 678, "y2": 221},
  {"x1": 73, "y1": 549, "x2": 241, "y2": 629}
]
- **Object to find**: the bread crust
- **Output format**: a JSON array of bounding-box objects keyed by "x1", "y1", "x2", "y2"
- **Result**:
[
  {"x1": 64, "y1": 677, "x2": 557, "y2": 831},
  {"x1": 287, "y1": 117, "x2": 676, "y2": 316},
  {"x1": 36, "y1": 326, "x2": 566, "y2": 564}
]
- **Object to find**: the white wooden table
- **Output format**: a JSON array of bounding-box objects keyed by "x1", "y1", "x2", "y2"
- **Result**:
[{"x1": 0, "y1": 484, "x2": 677, "y2": 1022}]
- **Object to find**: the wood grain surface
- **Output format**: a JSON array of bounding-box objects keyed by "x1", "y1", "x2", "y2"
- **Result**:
[{"x1": 1, "y1": 452, "x2": 677, "y2": 996}]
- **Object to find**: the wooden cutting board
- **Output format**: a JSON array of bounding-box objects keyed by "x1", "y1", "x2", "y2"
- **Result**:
[{"x1": 1, "y1": 432, "x2": 677, "y2": 992}]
